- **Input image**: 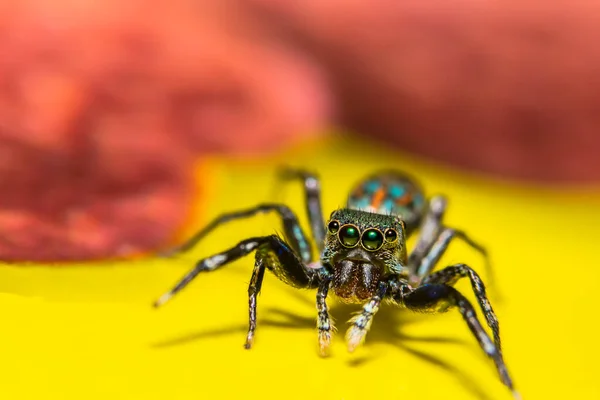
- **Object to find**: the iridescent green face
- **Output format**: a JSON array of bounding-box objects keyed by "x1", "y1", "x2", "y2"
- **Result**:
[{"x1": 328, "y1": 219, "x2": 399, "y2": 252}]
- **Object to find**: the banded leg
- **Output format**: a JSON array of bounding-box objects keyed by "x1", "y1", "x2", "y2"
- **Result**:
[
  {"x1": 279, "y1": 167, "x2": 326, "y2": 252},
  {"x1": 402, "y1": 284, "x2": 518, "y2": 398},
  {"x1": 316, "y1": 277, "x2": 333, "y2": 356},
  {"x1": 246, "y1": 235, "x2": 327, "y2": 348},
  {"x1": 411, "y1": 227, "x2": 491, "y2": 281},
  {"x1": 345, "y1": 282, "x2": 387, "y2": 352},
  {"x1": 245, "y1": 258, "x2": 266, "y2": 348},
  {"x1": 159, "y1": 203, "x2": 313, "y2": 263},
  {"x1": 422, "y1": 263, "x2": 501, "y2": 351},
  {"x1": 407, "y1": 195, "x2": 493, "y2": 287},
  {"x1": 154, "y1": 235, "x2": 319, "y2": 308},
  {"x1": 407, "y1": 196, "x2": 448, "y2": 268}
]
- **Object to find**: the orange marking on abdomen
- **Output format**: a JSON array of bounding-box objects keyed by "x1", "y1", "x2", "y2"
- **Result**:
[
  {"x1": 396, "y1": 193, "x2": 412, "y2": 206},
  {"x1": 370, "y1": 187, "x2": 387, "y2": 209}
]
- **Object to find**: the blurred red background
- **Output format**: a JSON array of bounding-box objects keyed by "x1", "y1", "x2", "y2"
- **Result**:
[{"x1": 1, "y1": 0, "x2": 599, "y2": 261}]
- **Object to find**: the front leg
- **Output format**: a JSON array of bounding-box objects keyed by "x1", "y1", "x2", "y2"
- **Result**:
[
  {"x1": 154, "y1": 234, "x2": 324, "y2": 349},
  {"x1": 153, "y1": 237, "x2": 268, "y2": 307},
  {"x1": 401, "y1": 283, "x2": 518, "y2": 398},
  {"x1": 345, "y1": 281, "x2": 387, "y2": 352},
  {"x1": 245, "y1": 236, "x2": 324, "y2": 349},
  {"x1": 423, "y1": 263, "x2": 501, "y2": 351},
  {"x1": 245, "y1": 258, "x2": 266, "y2": 349},
  {"x1": 316, "y1": 277, "x2": 333, "y2": 356}
]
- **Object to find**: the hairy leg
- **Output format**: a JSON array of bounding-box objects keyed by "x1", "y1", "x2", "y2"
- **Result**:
[
  {"x1": 159, "y1": 203, "x2": 313, "y2": 263},
  {"x1": 279, "y1": 167, "x2": 326, "y2": 253},
  {"x1": 401, "y1": 283, "x2": 517, "y2": 398}
]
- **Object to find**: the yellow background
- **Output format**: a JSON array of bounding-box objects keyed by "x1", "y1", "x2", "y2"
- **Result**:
[{"x1": 0, "y1": 136, "x2": 598, "y2": 399}]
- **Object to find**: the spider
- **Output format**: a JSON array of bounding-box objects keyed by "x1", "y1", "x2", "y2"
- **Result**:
[{"x1": 153, "y1": 168, "x2": 518, "y2": 398}]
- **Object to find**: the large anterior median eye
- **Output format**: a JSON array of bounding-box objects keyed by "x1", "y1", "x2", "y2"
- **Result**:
[
  {"x1": 338, "y1": 225, "x2": 360, "y2": 248},
  {"x1": 361, "y1": 228, "x2": 384, "y2": 251}
]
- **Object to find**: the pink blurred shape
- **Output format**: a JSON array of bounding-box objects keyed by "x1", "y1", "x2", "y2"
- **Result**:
[
  {"x1": 2, "y1": 0, "x2": 600, "y2": 261},
  {"x1": 0, "y1": 0, "x2": 331, "y2": 261}
]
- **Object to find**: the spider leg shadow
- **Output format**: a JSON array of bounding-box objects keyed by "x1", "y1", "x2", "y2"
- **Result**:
[
  {"x1": 151, "y1": 300, "x2": 464, "y2": 351},
  {"x1": 150, "y1": 300, "x2": 491, "y2": 400},
  {"x1": 323, "y1": 305, "x2": 493, "y2": 400},
  {"x1": 151, "y1": 324, "x2": 249, "y2": 349},
  {"x1": 149, "y1": 311, "x2": 315, "y2": 349},
  {"x1": 150, "y1": 286, "x2": 315, "y2": 349},
  {"x1": 399, "y1": 345, "x2": 496, "y2": 400}
]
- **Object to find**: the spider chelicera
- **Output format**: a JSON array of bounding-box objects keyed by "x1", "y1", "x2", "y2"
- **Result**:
[{"x1": 154, "y1": 168, "x2": 518, "y2": 398}]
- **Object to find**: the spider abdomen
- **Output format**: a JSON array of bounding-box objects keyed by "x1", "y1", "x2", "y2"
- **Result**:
[
  {"x1": 347, "y1": 171, "x2": 426, "y2": 235},
  {"x1": 332, "y1": 259, "x2": 382, "y2": 303}
]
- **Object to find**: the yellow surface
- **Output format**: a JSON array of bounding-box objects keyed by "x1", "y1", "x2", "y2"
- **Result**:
[{"x1": 0, "y1": 135, "x2": 598, "y2": 400}]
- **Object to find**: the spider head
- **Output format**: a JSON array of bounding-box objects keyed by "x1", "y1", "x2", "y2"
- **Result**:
[{"x1": 323, "y1": 208, "x2": 407, "y2": 302}]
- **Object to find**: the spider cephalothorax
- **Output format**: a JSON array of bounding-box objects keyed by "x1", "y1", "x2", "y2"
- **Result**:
[
  {"x1": 322, "y1": 209, "x2": 407, "y2": 303},
  {"x1": 154, "y1": 168, "x2": 519, "y2": 399}
]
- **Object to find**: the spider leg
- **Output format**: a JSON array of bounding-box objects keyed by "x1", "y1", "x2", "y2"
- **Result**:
[
  {"x1": 422, "y1": 263, "x2": 501, "y2": 351},
  {"x1": 411, "y1": 227, "x2": 490, "y2": 282},
  {"x1": 158, "y1": 203, "x2": 313, "y2": 263},
  {"x1": 316, "y1": 276, "x2": 334, "y2": 356},
  {"x1": 245, "y1": 257, "x2": 266, "y2": 348},
  {"x1": 345, "y1": 282, "x2": 387, "y2": 352},
  {"x1": 246, "y1": 235, "x2": 326, "y2": 348},
  {"x1": 154, "y1": 235, "x2": 319, "y2": 307},
  {"x1": 278, "y1": 167, "x2": 326, "y2": 252},
  {"x1": 154, "y1": 234, "x2": 325, "y2": 347},
  {"x1": 407, "y1": 195, "x2": 494, "y2": 289},
  {"x1": 401, "y1": 283, "x2": 518, "y2": 398},
  {"x1": 154, "y1": 237, "x2": 263, "y2": 307}
]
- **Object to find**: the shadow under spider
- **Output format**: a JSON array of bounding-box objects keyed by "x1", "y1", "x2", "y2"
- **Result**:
[
  {"x1": 153, "y1": 273, "x2": 503, "y2": 400},
  {"x1": 152, "y1": 303, "x2": 492, "y2": 399},
  {"x1": 151, "y1": 300, "x2": 466, "y2": 350}
]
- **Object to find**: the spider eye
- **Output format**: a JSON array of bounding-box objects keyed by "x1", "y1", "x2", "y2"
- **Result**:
[
  {"x1": 384, "y1": 228, "x2": 398, "y2": 242},
  {"x1": 339, "y1": 225, "x2": 360, "y2": 247},
  {"x1": 362, "y1": 229, "x2": 384, "y2": 251},
  {"x1": 328, "y1": 220, "x2": 340, "y2": 234}
]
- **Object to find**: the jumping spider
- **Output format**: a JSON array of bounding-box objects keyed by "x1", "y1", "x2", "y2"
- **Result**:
[{"x1": 154, "y1": 169, "x2": 518, "y2": 398}]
